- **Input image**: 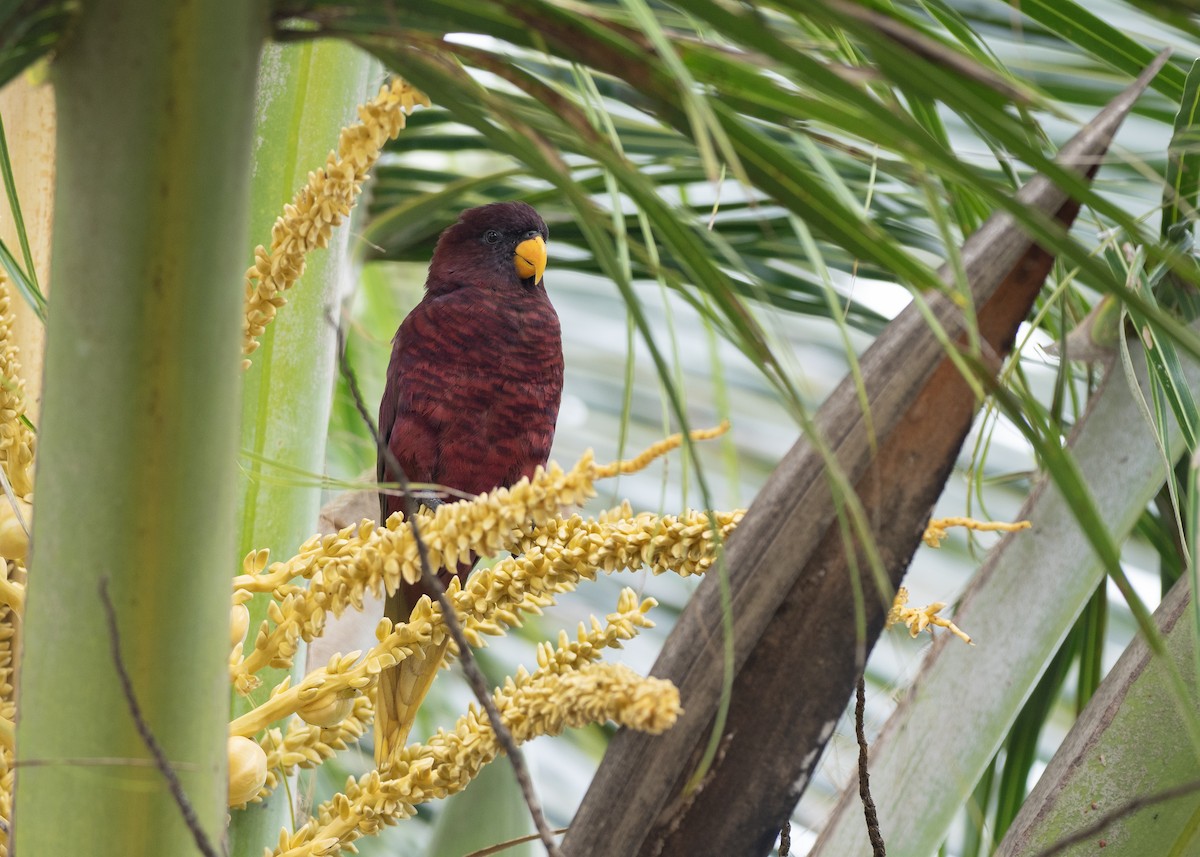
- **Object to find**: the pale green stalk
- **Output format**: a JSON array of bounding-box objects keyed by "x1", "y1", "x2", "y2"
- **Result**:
[
  {"x1": 995, "y1": 579, "x2": 1200, "y2": 857},
  {"x1": 16, "y1": 0, "x2": 266, "y2": 853},
  {"x1": 230, "y1": 41, "x2": 378, "y2": 856}
]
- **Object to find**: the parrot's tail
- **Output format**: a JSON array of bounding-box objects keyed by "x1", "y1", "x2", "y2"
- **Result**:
[
  {"x1": 374, "y1": 556, "x2": 474, "y2": 768},
  {"x1": 374, "y1": 636, "x2": 451, "y2": 768}
]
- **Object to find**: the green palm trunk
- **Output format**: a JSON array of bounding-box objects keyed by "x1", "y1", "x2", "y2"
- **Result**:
[{"x1": 16, "y1": 1, "x2": 266, "y2": 853}]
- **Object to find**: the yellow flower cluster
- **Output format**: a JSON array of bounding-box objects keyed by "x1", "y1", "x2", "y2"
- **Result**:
[
  {"x1": 891, "y1": 515, "x2": 1031, "y2": 646},
  {"x1": 230, "y1": 642, "x2": 381, "y2": 738},
  {"x1": 922, "y1": 515, "x2": 1030, "y2": 548},
  {"x1": 230, "y1": 454, "x2": 601, "y2": 689},
  {"x1": 369, "y1": 503, "x2": 733, "y2": 761},
  {"x1": 270, "y1": 596, "x2": 679, "y2": 856},
  {"x1": 230, "y1": 504, "x2": 739, "y2": 736},
  {"x1": 241, "y1": 78, "x2": 429, "y2": 367},
  {"x1": 437, "y1": 505, "x2": 742, "y2": 656},
  {"x1": 245, "y1": 588, "x2": 656, "y2": 811},
  {"x1": 227, "y1": 530, "x2": 685, "y2": 733},
  {"x1": 535, "y1": 587, "x2": 658, "y2": 672},
  {"x1": 231, "y1": 428, "x2": 731, "y2": 692},
  {"x1": 223, "y1": 428, "x2": 734, "y2": 855},
  {"x1": 0, "y1": 609, "x2": 14, "y2": 725},
  {"x1": 510, "y1": 502, "x2": 742, "y2": 581},
  {"x1": 0, "y1": 274, "x2": 29, "y2": 856},
  {"x1": 887, "y1": 586, "x2": 973, "y2": 645},
  {"x1": 274, "y1": 664, "x2": 677, "y2": 857},
  {"x1": 0, "y1": 277, "x2": 34, "y2": 501},
  {"x1": 232, "y1": 695, "x2": 374, "y2": 808}
]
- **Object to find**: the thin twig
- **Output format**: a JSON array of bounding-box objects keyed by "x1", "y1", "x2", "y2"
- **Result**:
[
  {"x1": 779, "y1": 820, "x2": 791, "y2": 856},
  {"x1": 331, "y1": 313, "x2": 565, "y2": 857},
  {"x1": 98, "y1": 578, "x2": 223, "y2": 857},
  {"x1": 462, "y1": 826, "x2": 570, "y2": 857},
  {"x1": 1032, "y1": 778, "x2": 1200, "y2": 857},
  {"x1": 856, "y1": 676, "x2": 886, "y2": 857},
  {"x1": 15, "y1": 756, "x2": 200, "y2": 770}
]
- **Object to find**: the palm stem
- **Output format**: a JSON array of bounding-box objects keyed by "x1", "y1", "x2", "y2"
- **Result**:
[{"x1": 16, "y1": 1, "x2": 266, "y2": 852}]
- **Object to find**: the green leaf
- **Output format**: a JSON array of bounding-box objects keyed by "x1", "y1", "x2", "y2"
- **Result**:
[
  {"x1": 1011, "y1": 0, "x2": 1187, "y2": 101},
  {"x1": 1163, "y1": 59, "x2": 1200, "y2": 238},
  {"x1": 0, "y1": 236, "x2": 43, "y2": 320},
  {"x1": 1125, "y1": 286, "x2": 1200, "y2": 453},
  {"x1": 0, "y1": 111, "x2": 37, "y2": 296},
  {"x1": 994, "y1": 627, "x2": 1077, "y2": 842}
]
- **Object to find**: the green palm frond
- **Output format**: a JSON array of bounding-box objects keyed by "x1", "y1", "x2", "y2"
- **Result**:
[{"x1": 276, "y1": 0, "x2": 1200, "y2": 359}]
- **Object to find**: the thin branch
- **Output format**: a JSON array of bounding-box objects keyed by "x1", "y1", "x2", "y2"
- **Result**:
[
  {"x1": 1032, "y1": 779, "x2": 1200, "y2": 857},
  {"x1": 462, "y1": 826, "x2": 571, "y2": 857},
  {"x1": 856, "y1": 676, "x2": 886, "y2": 857},
  {"x1": 330, "y1": 312, "x2": 565, "y2": 857},
  {"x1": 98, "y1": 578, "x2": 223, "y2": 857},
  {"x1": 15, "y1": 756, "x2": 200, "y2": 769}
]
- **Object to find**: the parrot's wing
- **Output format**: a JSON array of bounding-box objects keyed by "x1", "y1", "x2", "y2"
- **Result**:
[
  {"x1": 377, "y1": 361, "x2": 398, "y2": 525},
  {"x1": 377, "y1": 296, "x2": 454, "y2": 522}
]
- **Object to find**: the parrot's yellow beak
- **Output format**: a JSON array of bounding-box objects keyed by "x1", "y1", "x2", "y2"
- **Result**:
[{"x1": 514, "y1": 235, "x2": 547, "y2": 284}]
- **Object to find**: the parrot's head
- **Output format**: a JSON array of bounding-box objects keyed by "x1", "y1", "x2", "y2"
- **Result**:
[{"x1": 428, "y1": 201, "x2": 549, "y2": 293}]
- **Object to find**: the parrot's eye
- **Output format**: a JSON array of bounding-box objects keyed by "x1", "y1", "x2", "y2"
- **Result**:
[{"x1": 483, "y1": 230, "x2": 501, "y2": 245}]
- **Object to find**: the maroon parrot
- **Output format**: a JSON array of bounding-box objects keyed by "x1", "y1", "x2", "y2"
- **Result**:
[{"x1": 374, "y1": 201, "x2": 563, "y2": 765}]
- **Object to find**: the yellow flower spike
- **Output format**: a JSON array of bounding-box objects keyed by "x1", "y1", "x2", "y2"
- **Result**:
[
  {"x1": 373, "y1": 586, "x2": 660, "y2": 778},
  {"x1": 0, "y1": 277, "x2": 34, "y2": 504},
  {"x1": 231, "y1": 599, "x2": 450, "y2": 737},
  {"x1": 887, "y1": 586, "x2": 973, "y2": 645},
  {"x1": 434, "y1": 510, "x2": 738, "y2": 667},
  {"x1": 270, "y1": 662, "x2": 679, "y2": 857},
  {"x1": 227, "y1": 735, "x2": 268, "y2": 806},
  {"x1": 231, "y1": 460, "x2": 596, "y2": 680},
  {"x1": 0, "y1": 499, "x2": 30, "y2": 562},
  {"x1": 592, "y1": 422, "x2": 730, "y2": 479},
  {"x1": 241, "y1": 79, "x2": 429, "y2": 365},
  {"x1": 508, "y1": 588, "x2": 656, "y2": 683},
  {"x1": 922, "y1": 515, "x2": 1030, "y2": 548},
  {"x1": 231, "y1": 440, "x2": 728, "y2": 683}
]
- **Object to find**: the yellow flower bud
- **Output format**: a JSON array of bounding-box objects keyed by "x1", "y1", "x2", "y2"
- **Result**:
[
  {"x1": 0, "y1": 499, "x2": 30, "y2": 561},
  {"x1": 297, "y1": 689, "x2": 358, "y2": 728},
  {"x1": 229, "y1": 604, "x2": 250, "y2": 651},
  {"x1": 227, "y1": 735, "x2": 267, "y2": 806}
]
